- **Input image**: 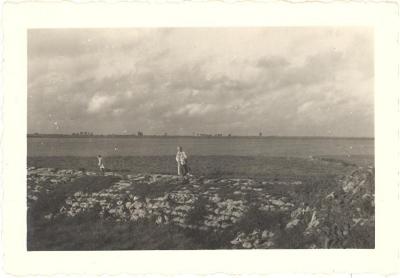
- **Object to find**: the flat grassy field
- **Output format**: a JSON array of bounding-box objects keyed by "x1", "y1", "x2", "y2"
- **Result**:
[
  {"x1": 27, "y1": 155, "x2": 374, "y2": 250},
  {"x1": 27, "y1": 155, "x2": 372, "y2": 177}
]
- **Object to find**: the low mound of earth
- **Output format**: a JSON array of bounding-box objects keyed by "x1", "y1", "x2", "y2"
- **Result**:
[{"x1": 27, "y1": 156, "x2": 374, "y2": 250}]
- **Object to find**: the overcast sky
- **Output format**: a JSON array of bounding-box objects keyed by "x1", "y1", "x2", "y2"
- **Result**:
[{"x1": 28, "y1": 28, "x2": 373, "y2": 137}]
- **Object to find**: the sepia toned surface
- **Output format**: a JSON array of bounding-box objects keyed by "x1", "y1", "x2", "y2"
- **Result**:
[{"x1": 27, "y1": 28, "x2": 374, "y2": 250}]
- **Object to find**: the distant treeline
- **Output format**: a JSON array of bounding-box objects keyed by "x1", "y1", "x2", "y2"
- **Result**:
[
  {"x1": 27, "y1": 133, "x2": 374, "y2": 140},
  {"x1": 27, "y1": 133, "x2": 254, "y2": 138}
]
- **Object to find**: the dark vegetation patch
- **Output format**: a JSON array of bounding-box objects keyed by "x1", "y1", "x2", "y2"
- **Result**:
[
  {"x1": 128, "y1": 181, "x2": 180, "y2": 199},
  {"x1": 28, "y1": 214, "x2": 201, "y2": 250},
  {"x1": 186, "y1": 196, "x2": 209, "y2": 226},
  {"x1": 235, "y1": 207, "x2": 289, "y2": 234}
]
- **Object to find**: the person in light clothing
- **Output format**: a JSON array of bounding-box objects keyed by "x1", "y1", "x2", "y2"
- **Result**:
[
  {"x1": 176, "y1": 146, "x2": 189, "y2": 176},
  {"x1": 97, "y1": 155, "x2": 105, "y2": 175}
]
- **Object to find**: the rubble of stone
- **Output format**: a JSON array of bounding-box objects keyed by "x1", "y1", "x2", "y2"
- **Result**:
[
  {"x1": 290, "y1": 166, "x2": 375, "y2": 248},
  {"x1": 231, "y1": 229, "x2": 276, "y2": 248},
  {"x1": 27, "y1": 165, "x2": 374, "y2": 249}
]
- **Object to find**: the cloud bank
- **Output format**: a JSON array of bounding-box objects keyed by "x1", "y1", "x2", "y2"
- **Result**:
[{"x1": 28, "y1": 28, "x2": 373, "y2": 137}]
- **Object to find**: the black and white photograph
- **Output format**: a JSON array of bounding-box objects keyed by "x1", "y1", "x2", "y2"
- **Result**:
[{"x1": 26, "y1": 27, "x2": 374, "y2": 250}]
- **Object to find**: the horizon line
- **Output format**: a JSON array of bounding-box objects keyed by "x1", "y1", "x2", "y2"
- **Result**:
[{"x1": 27, "y1": 133, "x2": 374, "y2": 140}]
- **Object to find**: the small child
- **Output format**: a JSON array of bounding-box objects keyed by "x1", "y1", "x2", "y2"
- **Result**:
[{"x1": 97, "y1": 155, "x2": 105, "y2": 175}]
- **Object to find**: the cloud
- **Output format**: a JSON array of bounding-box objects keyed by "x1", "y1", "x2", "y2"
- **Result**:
[
  {"x1": 28, "y1": 27, "x2": 374, "y2": 137},
  {"x1": 87, "y1": 94, "x2": 117, "y2": 113},
  {"x1": 174, "y1": 103, "x2": 216, "y2": 116},
  {"x1": 297, "y1": 101, "x2": 314, "y2": 114},
  {"x1": 256, "y1": 56, "x2": 290, "y2": 69}
]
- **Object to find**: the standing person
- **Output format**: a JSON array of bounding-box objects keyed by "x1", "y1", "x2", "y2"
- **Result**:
[
  {"x1": 97, "y1": 155, "x2": 105, "y2": 175},
  {"x1": 176, "y1": 146, "x2": 188, "y2": 177}
]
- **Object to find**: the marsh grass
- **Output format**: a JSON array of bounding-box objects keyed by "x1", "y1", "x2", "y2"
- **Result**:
[{"x1": 28, "y1": 216, "x2": 201, "y2": 250}]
